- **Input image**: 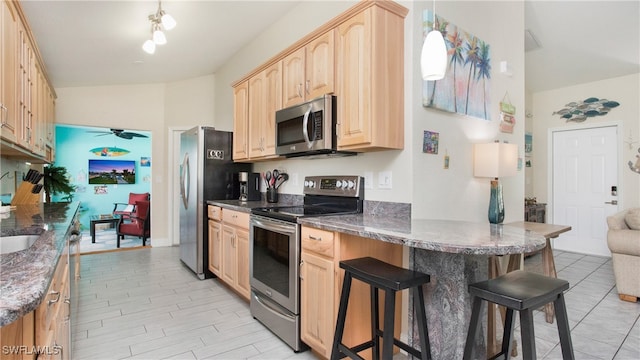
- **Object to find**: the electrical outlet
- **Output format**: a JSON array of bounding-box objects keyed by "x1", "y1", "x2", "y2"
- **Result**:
[
  {"x1": 364, "y1": 172, "x2": 373, "y2": 189},
  {"x1": 378, "y1": 171, "x2": 392, "y2": 189},
  {"x1": 290, "y1": 173, "x2": 298, "y2": 186}
]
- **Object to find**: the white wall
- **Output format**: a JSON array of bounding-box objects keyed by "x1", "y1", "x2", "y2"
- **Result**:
[
  {"x1": 410, "y1": 1, "x2": 526, "y2": 222},
  {"x1": 531, "y1": 73, "x2": 640, "y2": 209}
]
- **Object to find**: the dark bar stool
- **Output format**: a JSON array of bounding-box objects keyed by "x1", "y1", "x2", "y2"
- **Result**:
[
  {"x1": 330, "y1": 257, "x2": 432, "y2": 360},
  {"x1": 463, "y1": 270, "x2": 575, "y2": 360}
]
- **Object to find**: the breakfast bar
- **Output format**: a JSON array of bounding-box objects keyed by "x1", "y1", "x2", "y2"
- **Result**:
[{"x1": 298, "y1": 214, "x2": 546, "y2": 360}]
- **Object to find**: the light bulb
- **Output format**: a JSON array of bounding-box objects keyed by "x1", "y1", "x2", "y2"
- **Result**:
[
  {"x1": 153, "y1": 29, "x2": 166, "y2": 45},
  {"x1": 421, "y1": 30, "x2": 448, "y2": 81},
  {"x1": 142, "y1": 39, "x2": 156, "y2": 54},
  {"x1": 161, "y1": 13, "x2": 176, "y2": 30}
]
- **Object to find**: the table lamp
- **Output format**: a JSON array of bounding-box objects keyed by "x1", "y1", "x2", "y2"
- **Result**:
[{"x1": 473, "y1": 141, "x2": 518, "y2": 224}]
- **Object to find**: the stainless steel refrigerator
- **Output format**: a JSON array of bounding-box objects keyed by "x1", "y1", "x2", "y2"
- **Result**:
[{"x1": 179, "y1": 126, "x2": 251, "y2": 279}]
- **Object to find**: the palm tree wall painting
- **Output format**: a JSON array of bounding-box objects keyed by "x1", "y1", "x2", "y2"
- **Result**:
[{"x1": 422, "y1": 11, "x2": 491, "y2": 120}]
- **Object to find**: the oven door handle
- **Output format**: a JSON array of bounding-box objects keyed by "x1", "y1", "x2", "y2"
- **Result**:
[
  {"x1": 251, "y1": 218, "x2": 296, "y2": 234},
  {"x1": 253, "y1": 293, "x2": 296, "y2": 321}
]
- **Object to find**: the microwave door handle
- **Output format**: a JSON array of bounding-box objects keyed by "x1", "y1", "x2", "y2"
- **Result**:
[{"x1": 302, "y1": 105, "x2": 314, "y2": 149}]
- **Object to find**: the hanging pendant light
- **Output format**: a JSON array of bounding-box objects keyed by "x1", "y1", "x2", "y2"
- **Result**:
[
  {"x1": 142, "y1": 39, "x2": 156, "y2": 54},
  {"x1": 141, "y1": 0, "x2": 176, "y2": 54},
  {"x1": 421, "y1": 0, "x2": 448, "y2": 80}
]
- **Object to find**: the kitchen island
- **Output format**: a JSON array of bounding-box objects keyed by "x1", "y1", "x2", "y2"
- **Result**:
[{"x1": 298, "y1": 213, "x2": 546, "y2": 360}]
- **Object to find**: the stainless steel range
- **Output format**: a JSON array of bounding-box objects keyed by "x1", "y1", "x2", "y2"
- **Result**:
[{"x1": 249, "y1": 175, "x2": 364, "y2": 352}]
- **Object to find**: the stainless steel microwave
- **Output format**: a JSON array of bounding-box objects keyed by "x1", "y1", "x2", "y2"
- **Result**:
[{"x1": 275, "y1": 94, "x2": 341, "y2": 158}]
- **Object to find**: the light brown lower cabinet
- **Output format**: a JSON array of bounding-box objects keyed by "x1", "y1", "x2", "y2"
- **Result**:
[
  {"x1": 300, "y1": 226, "x2": 403, "y2": 359},
  {"x1": 208, "y1": 206, "x2": 250, "y2": 301},
  {"x1": 1, "y1": 240, "x2": 70, "y2": 360}
]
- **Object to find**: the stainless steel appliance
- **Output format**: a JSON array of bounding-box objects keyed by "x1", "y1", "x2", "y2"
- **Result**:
[
  {"x1": 275, "y1": 95, "x2": 354, "y2": 158},
  {"x1": 179, "y1": 126, "x2": 251, "y2": 279},
  {"x1": 249, "y1": 175, "x2": 364, "y2": 352},
  {"x1": 239, "y1": 171, "x2": 261, "y2": 202}
]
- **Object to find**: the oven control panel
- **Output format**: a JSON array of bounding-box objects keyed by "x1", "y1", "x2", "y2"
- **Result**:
[{"x1": 303, "y1": 175, "x2": 363, "y2": 198}]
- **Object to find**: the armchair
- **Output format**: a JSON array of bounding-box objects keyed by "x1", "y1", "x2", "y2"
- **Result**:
[
  {"x1": 116, "y1": 200, "x2": 150, "y2": 247},
  {"x1": 607, "y1": 208, "x2": 640, "y2": 302},
  {"x1": 113, "y1": 192, "x2": 150, "y2": 219}
]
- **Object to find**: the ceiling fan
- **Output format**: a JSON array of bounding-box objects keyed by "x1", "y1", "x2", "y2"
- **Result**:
[{"x1": 87, "y1": 128, "x2": 149, "y2": 140}]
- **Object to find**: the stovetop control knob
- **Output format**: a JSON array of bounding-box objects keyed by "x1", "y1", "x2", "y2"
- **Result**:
[
  {"x1": 308, "y1": 180, "x2": 315, "y2": 188},
  {"x1": 336, "y1": 180, "x2": 342, "y2": 188},
  {"x1": 347, "y1": 180, "x2": 355, "y2": 189},
  {"x1": 341, "y1": 180, "x2": 348, "y2": 189},
  {"x1": 304, "y1": 180, "x2": 309, "y2": 187}
]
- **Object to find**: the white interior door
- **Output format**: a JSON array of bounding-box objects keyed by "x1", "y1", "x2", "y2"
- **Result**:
[{"x1": 552, "y1": 125, "x2": 619, "y2": 257}]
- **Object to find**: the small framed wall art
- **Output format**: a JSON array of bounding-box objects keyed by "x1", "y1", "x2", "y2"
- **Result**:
[{"x1": 423, "y1": 130, "x2": 439, "y2": 154}]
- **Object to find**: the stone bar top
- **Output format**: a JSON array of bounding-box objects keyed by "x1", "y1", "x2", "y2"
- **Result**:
[
  {"x1": 0, "y1": 202, "x2": 80, "y2": 327},
  {"x1": 297, "y1": 213, "x2": 546, "y2": 255}
]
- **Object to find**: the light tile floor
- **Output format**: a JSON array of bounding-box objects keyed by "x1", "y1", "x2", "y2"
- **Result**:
[{"x1": 72, "y1": 247, "x2": 640, "y2": 359}]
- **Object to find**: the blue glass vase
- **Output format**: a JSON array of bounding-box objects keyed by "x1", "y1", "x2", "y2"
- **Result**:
[{"x1": 488, "y1": 179, "x2": 505, "y2": 224}]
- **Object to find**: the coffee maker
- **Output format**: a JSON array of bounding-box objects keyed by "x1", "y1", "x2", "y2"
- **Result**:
[{"x1": 239, "y1": 172, "x2": 261, "y2": 202}]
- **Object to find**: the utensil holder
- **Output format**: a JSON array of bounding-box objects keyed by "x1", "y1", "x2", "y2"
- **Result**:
[{"x1": 266, "y1": 188, "x2": 278, "y2": 203}]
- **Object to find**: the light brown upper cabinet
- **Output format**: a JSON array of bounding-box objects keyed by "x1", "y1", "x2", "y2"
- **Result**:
[
  {"x1": 232, "y1": 1, "x2": 407, "y2": 159},
  {"x1": 1, "y1": 0, "x2": 18, "y2": 144},
  {"x1": 282, "y1": 30, "x2": 335, "y2": 108},
  {"x1": 1, "y1": 1, "x2": 56, "y2": 163},
  {"x1": 335, "y1": 5, "x2": 405, "y2": 152},
  {"x1": 232, "y1": 81, "x2": 249, "y2": 161},
  {"x1": 248, "y1": 62, "x2": 281, "y2": 159}
]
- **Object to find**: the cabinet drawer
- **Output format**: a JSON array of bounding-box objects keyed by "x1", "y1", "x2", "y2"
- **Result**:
[
  {"x1": 222, "y1": 209, "x2": 250, "y2": 229},
  {"x1": 301, "y1": 227, "x2": 335, "y2": 257},
  {"x1": 208, "y1": 205, "x2": 222, "y2": 221}
]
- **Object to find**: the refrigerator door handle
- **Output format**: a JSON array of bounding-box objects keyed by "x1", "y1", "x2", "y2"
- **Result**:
[{"x1": 180, "y1": 153, "x2": 190, "y2": 209}]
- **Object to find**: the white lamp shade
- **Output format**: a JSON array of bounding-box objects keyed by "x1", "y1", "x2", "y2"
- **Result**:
[
  {"x1": 161, "y1": 13, "x2": 177, "y2": 30},
  {"x1": 473, "y1": 142, "x2": 518, "y2": 178},
  {"x1": 153, "y1": 29, "x2": 167, "y2": 45},
  {"x1": 421, "y1": 30, "x2": 448, "y2": 81},
  {"x1": 142, "y1": 39, "x2": 156, "y2": 54}
]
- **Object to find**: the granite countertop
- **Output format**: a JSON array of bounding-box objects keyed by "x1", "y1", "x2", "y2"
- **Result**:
[
  {"x1": 0, "y1": 202, "x2": 80, "y2": 327},
  {"x1": 297, "y1": 214, "x2": 546, "y2": 256}
]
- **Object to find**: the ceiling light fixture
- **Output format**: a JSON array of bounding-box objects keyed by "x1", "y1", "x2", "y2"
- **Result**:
[
  {"x1": 421, "y1": 0, "x2": 448, "y2": 80},
  {"x1": 142, "y1": 0, "x2": 176, "y2": 54}
]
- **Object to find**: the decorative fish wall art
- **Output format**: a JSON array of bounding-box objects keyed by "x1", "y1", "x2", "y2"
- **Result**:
[{"x1": 552, "y1": 97, "x2": 620, "y2": 122}]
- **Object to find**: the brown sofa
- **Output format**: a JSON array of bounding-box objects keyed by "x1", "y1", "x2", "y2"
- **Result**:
[{"x1": 607, "y1": 208, "x2": 640, "y2": 302}]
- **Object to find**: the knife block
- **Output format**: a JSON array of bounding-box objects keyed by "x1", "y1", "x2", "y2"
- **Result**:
[{"x1": 11, "y1": 182, "x2": 41, "y2": 205}]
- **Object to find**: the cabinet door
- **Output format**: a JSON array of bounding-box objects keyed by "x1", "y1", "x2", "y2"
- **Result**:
[
  {"x1": 232, "y1": 81, "x2": 249, "y2": 161},
  {"x1": 235, "y1": 228, "x2": 250, "y2": 300},
  {"x1": 306, "y1": 30, "x2": 335, "y2": 100},
  {"x1": 248, "y1": 73, "x2": 265, "y2": 158},
  {"x1": 208, "y1": 220, "x2": 222, "y2": 277},
  {"x1": 300, "y1": 251, "x2": 335, "y2": 358},
  {"x1": 17, "y1": 22, "x2": 34, "y2": 151},
  {"x1": 221, "y1": 225, "x2": 236, "y2": 285},
  {"x1": 335, "y1": 10, "x2": 371, "y2": 148},
  {"x1": 0, "y1": 0, "x2": 18, "y2": 143},
  {"x1": 282, "y1": 47, "x2": 305, "y2": 107},
  {"x1": 262, "y1": 62, "x2": 281, "y2": 156}
]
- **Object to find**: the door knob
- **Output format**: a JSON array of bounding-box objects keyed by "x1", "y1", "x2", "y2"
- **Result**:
[{"x1": 605, "y1": 200, "x2": 618, "y2": 205}]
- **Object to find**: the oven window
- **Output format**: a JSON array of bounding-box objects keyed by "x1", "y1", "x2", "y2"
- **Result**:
[{"x1": 253, "y1": 226, "x2": 290, "y2": 297}]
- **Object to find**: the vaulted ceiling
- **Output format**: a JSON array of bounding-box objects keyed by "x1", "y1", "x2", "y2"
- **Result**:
[{"x1": 19, "y1": 1, "x2": 640, "y2": 92}]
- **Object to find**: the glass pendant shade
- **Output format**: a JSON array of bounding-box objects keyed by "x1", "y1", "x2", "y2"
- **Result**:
[
  {"x1": 142, "y1": 39, "x2": 156, "y2": 54},
  {"x1": 153, "y1": 29, "x2": 167, "y2": 45},
  {"x1": 421, "y1": 30, "x2": 448, "y2": 81},
  {"x1": 161, "y1": 13, "x2": 177, "y2": 30}
]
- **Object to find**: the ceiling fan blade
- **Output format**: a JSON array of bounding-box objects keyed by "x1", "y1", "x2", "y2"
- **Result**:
[
  {"x1": 117, "y1": 133, "x2": 134, "y2": 140},
  {"x1": 122, "y1": 132, "x2": 149, "y2": 138}
]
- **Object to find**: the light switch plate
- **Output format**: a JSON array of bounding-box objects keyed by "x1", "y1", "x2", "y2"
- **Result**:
[{"x1": 378, "y1": 171, "x2": 392, "y2": 189}]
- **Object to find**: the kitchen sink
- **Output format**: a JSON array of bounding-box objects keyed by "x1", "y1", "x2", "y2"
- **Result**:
[{"x1": 0, "y1": 235, "x2": 40, "y2": 255}]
